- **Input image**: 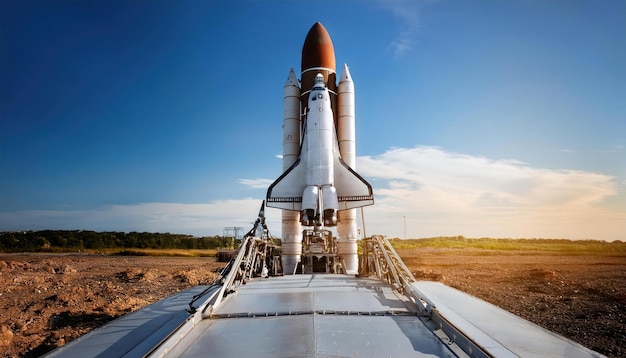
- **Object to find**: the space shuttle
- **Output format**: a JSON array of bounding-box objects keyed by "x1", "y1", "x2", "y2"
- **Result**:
[
  {"x1": 266, "y1": 23, "x2": 373, "y2": 274},
  {"x1": 266, "y1": 73, "x2": 373, "y2": 226}
]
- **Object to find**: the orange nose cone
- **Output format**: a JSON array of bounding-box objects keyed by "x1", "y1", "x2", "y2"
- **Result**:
[
  {"x1": 300, "y1": 23, "x2": 337, "y2": 127},
  {"x1": 301, "y1": 22, "x2": 336, "y2": 73}
]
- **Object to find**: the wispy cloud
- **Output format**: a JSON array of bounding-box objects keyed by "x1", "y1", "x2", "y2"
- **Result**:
[
  {"x1": 380, "y1": 0, "x2": 424, "y2": 58},
  {"x1": 556, "y1": 145, "x2": 624, "y2": 154},
  {"x1": 595, "y1": 145, "x2": 625, "y2": 154},
  {"x1": 358, "y1": 146, "x2": 624, "y2": 241},
  {"x1": 238, "y1": 178, "x2": 274, "y2": 189}
]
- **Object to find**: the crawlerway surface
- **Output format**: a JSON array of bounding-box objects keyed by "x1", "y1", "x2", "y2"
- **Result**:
[{"x1": 1, "y1": 249, "x2": 624, "y2": 357}]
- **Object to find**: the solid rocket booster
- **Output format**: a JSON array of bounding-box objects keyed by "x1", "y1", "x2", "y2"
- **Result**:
[
  {"x1": 336, "y1": 64, "x2": 359, "y2": 272},
  {"x1": 281, "y1": 69, "x2": 302, "y2": 273},
  {"x1": 267, "y1": 23, "x2": 373, "y2": 274}
]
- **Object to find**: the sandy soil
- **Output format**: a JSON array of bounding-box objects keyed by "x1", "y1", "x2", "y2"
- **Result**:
[{"x1": 1, "y1": 250, "x2": 624, "y2": 357}]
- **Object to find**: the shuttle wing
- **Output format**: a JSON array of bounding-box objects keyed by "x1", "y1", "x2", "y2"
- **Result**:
[
  {"x1": 266, "y1": 126, "x2": 310, "y2": 211},
  {"x1": 333, "y1": 155, "x2": 374, "y2": 210},
  {"x1": 266, "y1": 127, "x2": 373, "y2": 211},
  {"x1": 266, "y1": 157, "x2": 307, "y2": 211}
]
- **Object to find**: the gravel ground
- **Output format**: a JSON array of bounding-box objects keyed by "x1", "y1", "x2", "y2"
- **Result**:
[{"x1": 1, "y1": 250, "x2": 624, "y2": 357}]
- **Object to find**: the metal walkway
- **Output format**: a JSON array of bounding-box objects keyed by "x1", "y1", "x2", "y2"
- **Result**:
[{"x1": 164, "y1": 274, "x2": 460, "y2": 357}]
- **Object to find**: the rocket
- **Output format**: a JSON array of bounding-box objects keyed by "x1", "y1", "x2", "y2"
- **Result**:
[{"x1": 266, "y1": 23, "x2": 374, "y2": 274}]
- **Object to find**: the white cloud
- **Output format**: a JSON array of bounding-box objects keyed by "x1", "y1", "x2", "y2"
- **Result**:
[
  {"x1": 238, "y1": 178, "x2": 274, "y2": 189},
  {"x1": 379, "y1": 0, "x2": 424, "y2": 58},
  {"x1": 358, "y1": 146, "x2": 625, "y2": 241}
]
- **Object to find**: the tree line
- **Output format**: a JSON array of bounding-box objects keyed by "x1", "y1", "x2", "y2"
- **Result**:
[{"x1": 0, "y1": 230, "x2": 239, "y2": 252}]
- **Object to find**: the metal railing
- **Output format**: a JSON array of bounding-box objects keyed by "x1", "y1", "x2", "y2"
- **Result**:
[
  {"x1": 359, "y1": 235, "x2": 438, "y2": 315},
  {"x1": 360, "y1": 235, "x2": 415, "y2": 294},
  {"x1": 188, "y1": 201, "x2": 281, "y2": 316}
]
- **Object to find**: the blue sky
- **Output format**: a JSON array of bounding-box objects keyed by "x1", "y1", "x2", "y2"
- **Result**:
[{"x1": 1, "y1": 0, "x2": 624, "y2": 241}]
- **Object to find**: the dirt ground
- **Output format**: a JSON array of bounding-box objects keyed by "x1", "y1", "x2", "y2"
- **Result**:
[{"x1": 1, "y1": 250, "x2": 624, "y2": 357}]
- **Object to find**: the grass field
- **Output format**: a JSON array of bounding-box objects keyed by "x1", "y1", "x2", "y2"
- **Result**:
[
  {"x1": 88, "y1": 237, "x2": 626, "y2": 256},
  {"x1": 8, "y1": 237, "x2": 625, "y2": 257},
  {"x1": 387, "y1": 236, "x2": 626, "y2": 254}
]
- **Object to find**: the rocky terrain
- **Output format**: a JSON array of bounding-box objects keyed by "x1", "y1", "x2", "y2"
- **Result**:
[
  {"x1": 0, "y1": 254, "x2": 222, "y2": 357},
  {"x1": 1, "y1": 250, "x2": 624, "y2": 357}
]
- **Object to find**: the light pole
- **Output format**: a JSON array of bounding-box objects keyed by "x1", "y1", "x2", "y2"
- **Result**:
[{"x1": 403, "y1": 216, "x2": 406, "y2": 240}]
